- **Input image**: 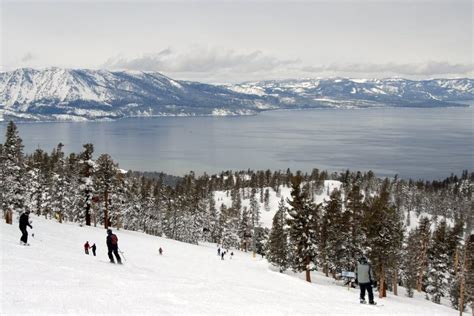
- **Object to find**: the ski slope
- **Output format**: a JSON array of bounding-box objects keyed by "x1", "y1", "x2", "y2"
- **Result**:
[{"x1": 1, "y1": 215, "x2": 464, "y2": 315}]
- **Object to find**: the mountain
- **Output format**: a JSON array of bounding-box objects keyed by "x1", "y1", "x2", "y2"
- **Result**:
[
  {"x1": 228, "y1": 78, "x2": 474, "y2": 109},
  {"x1": 0, "y1": 68, "x2": 472, "y2": 121}
]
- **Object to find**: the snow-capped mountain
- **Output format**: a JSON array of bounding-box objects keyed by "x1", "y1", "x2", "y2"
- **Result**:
[
  {"x1": 0, "y1": 68, "x2": 269, "y2": 121},
  {"x1": 0, "y1": 68, "x2": 472, "y2": 121},
  {"x1": 228, "y1": 78, "x2": 474, "y2": 109}
]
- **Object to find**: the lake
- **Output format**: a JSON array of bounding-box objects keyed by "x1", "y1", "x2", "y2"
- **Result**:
[{"x1": 1, "y1": 107, "x2": 472, "y2": 180}]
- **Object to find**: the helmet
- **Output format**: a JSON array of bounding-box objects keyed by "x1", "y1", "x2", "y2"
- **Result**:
[{"x1": 107, "y1": 229, "x2": 112, "y2": 235}]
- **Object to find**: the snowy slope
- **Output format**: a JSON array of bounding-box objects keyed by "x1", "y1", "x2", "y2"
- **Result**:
[{"x1": 1, "y1": 216, "x2": 463, "y2": 315}]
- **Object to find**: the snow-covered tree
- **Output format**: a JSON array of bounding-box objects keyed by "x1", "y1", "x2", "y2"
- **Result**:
[
  {"x1": 426, "y1": 220, "x2": 450, "y2": 304},
  {"x1": 267, "y1": 197, "x2": 288, "y2": 272},
  {"x1": 287, "y1": 174, "x2": 320, "y2": 283}
]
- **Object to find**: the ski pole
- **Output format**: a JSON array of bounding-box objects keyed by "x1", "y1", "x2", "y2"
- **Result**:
[{"x1": 118, "y1": 247, "x2": 127, "y2": 261}]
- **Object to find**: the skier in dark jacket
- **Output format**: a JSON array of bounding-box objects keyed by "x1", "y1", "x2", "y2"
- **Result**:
[
  {"x1": 19, "y1": 210, "x2": 32, "y2": 245},
  {"x1": 91, "y1": 243, "x2": 97, "y2": 256},
  {"x1": 84, "y1": 241, "x2": 90, "y2": 255},
  {"x1": 355, "y1": 256, "x2": 376, "y2": 305},
  {"x1": 106, "y1": 229, "x2": 122, "y2": 264}
]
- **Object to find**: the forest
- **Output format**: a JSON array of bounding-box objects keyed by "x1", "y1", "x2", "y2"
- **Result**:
[{"x1": 1, "y1": 121, "x2": 472, "y2": 312}]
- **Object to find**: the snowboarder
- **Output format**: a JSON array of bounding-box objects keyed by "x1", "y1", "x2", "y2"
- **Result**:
[
  {"x1": 19, "y1": 210, "x2": 32, "y2": 245},
  {"x1": 355, "y1": 256, "x2": 376, "y2": 305},
  {"x1": 159, "y1": 247, "x2": 163, "y2": 255},
  {"x1": 84, "y1": 241, "x2": 90, "y2": 255},
  {"x1": 91, "y1": 243, "x2": 97, "y2": 256},
  {"x1": 217, "y1": 247, "x2": 221, "y2": 256},
  {"x1": 106, "y1": 229, "x2": 122, "y2": 264}
]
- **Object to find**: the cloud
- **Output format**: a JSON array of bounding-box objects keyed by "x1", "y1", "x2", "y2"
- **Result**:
[
  {"x1": 101, "y1": 47, "x2": 472, "y2": 82},
  {"x1": 102, "y1": 47, "x2": 299, "y2": 76},
  {"x1": 300, "y1": 61, "x2": 473, "y2": 77},
  {"x1": 20, "y1": 52, "x2": 35, "y2": 62}
]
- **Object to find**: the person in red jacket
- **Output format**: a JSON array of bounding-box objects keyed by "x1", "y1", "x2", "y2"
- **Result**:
[{"x1": 84, "y1": 241, "x2": 90, "y2": 255}]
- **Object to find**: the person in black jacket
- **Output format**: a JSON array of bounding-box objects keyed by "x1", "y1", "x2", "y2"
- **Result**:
[
  {"x1": 106, "y1": 229, "x2": 122, "y2": 264},
  {"x1": 19, "y1": 210, "x2": 32, "y2": 245}
]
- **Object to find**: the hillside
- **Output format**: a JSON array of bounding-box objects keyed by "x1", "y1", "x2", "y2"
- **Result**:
[
  {"x1": 1, "y1": 215, "x2": 464, "y2": 315},
  {"x1": 0, "y1": 68, "x2": 472, "y2": 121}
]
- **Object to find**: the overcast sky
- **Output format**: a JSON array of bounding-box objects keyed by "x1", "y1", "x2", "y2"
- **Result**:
[{"x1": 1, "y1": 0, "x2": 472, "y2": 82}]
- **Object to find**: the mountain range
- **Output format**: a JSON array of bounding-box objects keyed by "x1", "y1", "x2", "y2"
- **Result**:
[{"x1": 1, "y1": 68, "x2": 472, "y2": 121}]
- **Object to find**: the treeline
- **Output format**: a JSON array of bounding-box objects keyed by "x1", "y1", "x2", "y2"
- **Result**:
[{"x1": 1, "y1": 121, "x2": 472, "y2": 311}]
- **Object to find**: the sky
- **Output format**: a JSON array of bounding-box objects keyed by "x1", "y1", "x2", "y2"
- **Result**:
[{"x1": 1, "y1": 0, "x2": 472, "y2": 83}]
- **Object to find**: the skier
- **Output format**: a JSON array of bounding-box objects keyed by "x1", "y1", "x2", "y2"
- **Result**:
[
  {"x1": 230, "y1": 251, "x2": 234, "y2": 259},
  {"x1": 91, "y1": 243, "x2": 97, "y2": 256},
  {"x1": 355, "y1": 256, "x2": 376, "y2": 305},
  {"x1": 84, "y1": 241, "x2": 90, "y2": 255},
  {"x1": 19, "y1": 210, "x2": 32, "y2": 245},
  {"x1": 106, "y1": 229, "x2": 122, "y2": 264},
  {"x1": 159, "y1": 247, "x2": 163, "y2": 255},
  {"x1": 221, "y1": 251, "x2": 225, "y2": 260},
  {"x1": 217, "y1": 247, "x2": 221, "y2": 256}
]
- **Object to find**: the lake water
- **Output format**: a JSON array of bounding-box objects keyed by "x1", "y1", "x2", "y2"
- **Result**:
[{"x1": 1, "y1": 107, "x2": 472, "y2": 180}]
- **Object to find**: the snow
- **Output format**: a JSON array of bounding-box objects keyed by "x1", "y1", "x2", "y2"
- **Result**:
[{"x1": 1, "y1": 216, "x2": 464, "y2": 315}]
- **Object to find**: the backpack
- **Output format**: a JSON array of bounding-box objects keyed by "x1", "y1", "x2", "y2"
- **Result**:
[{"x1": 111, "y1": 234, "x2": 118, "y2": 245}]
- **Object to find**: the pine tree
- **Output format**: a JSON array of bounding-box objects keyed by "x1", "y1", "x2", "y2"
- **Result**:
[
  {"x1": 77, "y1": 144, "x2": 95, "y2": 225},
  {"x1": 264, "y1": 188, "x2": 271, "y2": 212},
  {"x1": 1, "y1": 121, "x2": 26, "y2": 220},
  {"x1": 363, "y1": 179, "x2": 403, "y2": 298},
  {"x1": 220, "y1": 205, "x2": 240, "y2": 249},
  {"x1": 94, "y1": 154, "x2": 118, "y2": 229},
  {"x1": 416, "y1": 217, "x2": 431, "y2": 292},
  {"x1": 267, "y1": 198, "x2": 289, "y2": 272},
  {"x1": 426, "y1": 220, "x2": 450, "y2": 304},
  {"x1": 238, "y1": 206, "x2": 252, "y2": 251},
  {"x1": 322, "y1": 189, "x2": 348, "y2": 277},
  {"x1": 50, "y1": 143, "x2": 68, "y2": 223},
  {"x1": 207, "y1": 192, "x2": 220, "y2": 243},
  {"x1": 286, "y1": 174, "x2": 320, "y2": 283},
  {"x1": 345, "y1": 182, "x2": 365, "y2": 269},
  {"x1": 402, "y1": 230, "x2": 419, "y2": 298}
]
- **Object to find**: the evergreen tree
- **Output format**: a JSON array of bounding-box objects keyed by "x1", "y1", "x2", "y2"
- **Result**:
[
  {"x1": 363, "y1": 179, "x2": 403, "y2": 297},
  {"x1": 415, "y1": 217, "x2": 431, "y2": 292},
  {"x1": 94, "y1": 154, "x2": 118, "y2": 229},
  {"x1": 267, "y1": 198, "x2": 288, "y2": 272},
  {"x1": 220, "y1": 205, "x2": 240, "y2": 249},
  {"x1": 345, "y1": 182, "x2": 365, "y2": 269},
  {"x1": 426, "y1": 220, "x2": 450, "y2": 304},
  {"x1": 322, "y1": 189, "x2": 348, "y2": 277},
  {"x1": 1, "y1": 121, "x2": 26, "y2": 219},
  {"x1": 402, "y1": 230, "x2": 419, "y2": 298},
  {"x1": 238, "y1": 206, "x2": 252, "y2": 251},
  {"x1": 286, "y1": 174, "x2": 320, "y2": 283},
  {"x1": 76, "y1": 144, "x2": 95, "y2": 225}
]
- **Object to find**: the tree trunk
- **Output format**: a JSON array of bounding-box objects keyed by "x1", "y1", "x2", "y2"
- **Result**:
[
  {"x1": 6, "y1": 209, "x2": 13, "y2": 224},
  {"x1": 104, "y1": 190, "x2": 109, "y2": 229},
  {"x1": 417, "y1": 240, "x2": 428, "y2": 292},
  {"x1": 379, "y1": 264, "x2": 385, "y2": 298},
  {"x1": 454, "y1": 248, "x2": 459, "y2": 276},
  {"x1": 393, "y1": 270, "x2": 398, "y2": 296},
  {"x1": 305, "y1": 257, "x2": 312, "y2": 283}
]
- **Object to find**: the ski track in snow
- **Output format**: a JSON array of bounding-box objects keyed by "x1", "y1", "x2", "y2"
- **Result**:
[{"x1": 1, "y1": 214, "x2": 465, "y2": 315}]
